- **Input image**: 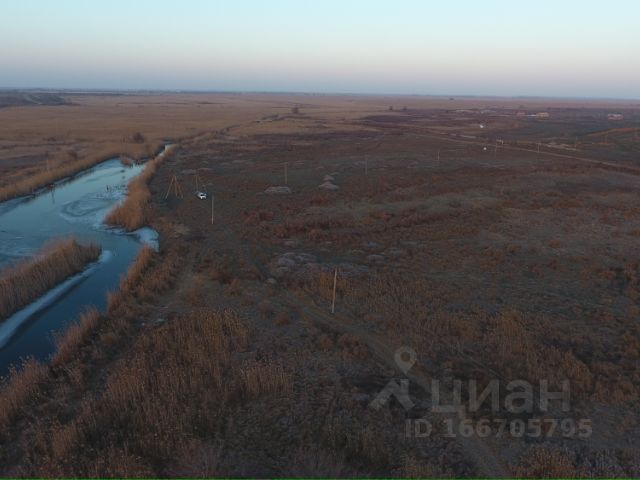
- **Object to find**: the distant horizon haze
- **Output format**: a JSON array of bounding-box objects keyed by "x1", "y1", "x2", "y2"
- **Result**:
[{"x1": 1, "y1": 0, "x2": 639, "y2": 99}]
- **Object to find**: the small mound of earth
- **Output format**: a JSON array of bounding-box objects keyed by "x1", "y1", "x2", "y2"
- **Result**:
[
  {"x1": 318, "y1": 181, "x2": 339, "y2": 190},
  {"x1": 366, "y1": 254, "x2": 385, "y2": 263},
  {"x1": 323, "y1": 174, "x2": 335, "y2": 182},
  {"x1": 269, "y1": 252, "x2": 367, "y2": 282},
  {"x1": 264, "y1": 186, "x2": 292, "y2": 194},
  {"x1": 362, "y1": 241, "x2": 383, "y2": 251}
]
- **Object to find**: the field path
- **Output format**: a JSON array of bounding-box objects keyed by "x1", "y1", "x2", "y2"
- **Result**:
[
  {"x1": 281, "y1": 292, "x2": 511, "y2": 477},
  {"x1": 366, "y1": 120, "x2": 640, "y2": 176}
]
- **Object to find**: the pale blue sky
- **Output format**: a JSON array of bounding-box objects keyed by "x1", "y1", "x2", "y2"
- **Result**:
[{"x1": 1, "y1": 0, "x2": 639, "y2": 98}]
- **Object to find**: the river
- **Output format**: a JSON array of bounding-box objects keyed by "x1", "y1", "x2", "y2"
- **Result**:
[{"x1": 0, "y1": 152, "x2": 163, "y2": 375}]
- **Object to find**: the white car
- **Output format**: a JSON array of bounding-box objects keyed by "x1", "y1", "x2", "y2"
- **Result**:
[{"x1": 196, "y1": 191, "x2": 208, "y2": 200}]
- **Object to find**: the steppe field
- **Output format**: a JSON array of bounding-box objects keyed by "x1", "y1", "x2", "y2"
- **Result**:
[{"x1": 1, "y1": 92, "x2": 640, "y2": 477}]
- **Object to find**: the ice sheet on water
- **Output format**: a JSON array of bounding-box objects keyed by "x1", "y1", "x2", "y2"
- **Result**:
[
  {"x1": 0, "y1": 233, "x2": 34, "y2": 267},
  {"x1": 59, "y1": 187, "x2": 127, "y2": 227},
  {"x1": 0, "y1": 250, "x2": 113, "y2": 349},
  {"x1": 132, "y1": 227, "x2": 159, "y2": 251}
]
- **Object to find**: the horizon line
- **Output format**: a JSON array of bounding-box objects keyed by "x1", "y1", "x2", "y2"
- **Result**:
[{"x1": 1, "y1": 86, "x2": 639, "y2": 103}]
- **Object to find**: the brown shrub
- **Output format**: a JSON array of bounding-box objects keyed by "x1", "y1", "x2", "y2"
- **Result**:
[
  {"x1": 317, "y1": 333, "x2": 334, "y2": 350},
  {"x1": 258, "y1": 300, "x2": 274, "y2": 316},
  {"x1": 225, "y1": 278, "x2": 242, "y2": 295},
  {"x1": 271, "y1": 213, "x2": 354, "y2": 238},
  {"x1": 274, "y1": 310, "x2": 291, "y2": 326},
  {"x1": 0, "y1": 238, "x2": 100, "y2": 321}
]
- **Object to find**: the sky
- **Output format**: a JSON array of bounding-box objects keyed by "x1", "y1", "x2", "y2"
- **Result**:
[{"x1": 1, "y1": 0, "x2": 639, "y2": 98}]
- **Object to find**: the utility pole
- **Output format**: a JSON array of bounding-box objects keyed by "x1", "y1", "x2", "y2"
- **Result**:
[
  {"x1": 331, "y1": 268, "x2": 338, "y2": 314},
  {"x1": 165, "y1": 175, "x2": 184, "y2": 199}
]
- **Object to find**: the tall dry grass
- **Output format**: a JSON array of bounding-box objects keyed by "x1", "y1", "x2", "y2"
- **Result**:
[
  {"x1": 52, "y1": 308, "x2": 100, "y2": 367},
  {"x1": 34, "y1": 309, "x2": 249, "y2": 476},
  {"x1": 0, "y1": 358, "x2": 48, "y2": 431},
  {"x1": 0, "y1": 147, "x2": 151, "y2": 203},
  {"x1": 0, "y1": 238, "x2": 101, "y2": 322},
  {"x1": 105, "y1": 146, "x2": 174, "y2": 231}
]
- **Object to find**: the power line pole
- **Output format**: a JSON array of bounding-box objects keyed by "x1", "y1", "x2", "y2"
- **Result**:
[{"x1": 331, "y1": 268, "x2": 338, "y2": 314}]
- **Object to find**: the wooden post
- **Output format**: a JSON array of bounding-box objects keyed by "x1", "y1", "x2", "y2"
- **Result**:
[
  {"x1": 196, "y1": 174, "x2": 199, "y2": 192},
  {"x1": 437, "y1": 150, "x2": 440, "y2": 162},
  {"x1": 494, "y1": 139, "x2": 498, "y2": 157},
  {"x1": 284, "y1": 162, "x2": 288, "y2": 185},
  {"x1": 211, "y1": 194, "x2": 214, "y2": 224},
  {"x1": 165, "y1": 175, "x2": 184, "y2": 199},
  {"x1": 164, "y1": 176, "x2": 174, "y2": 199},
  {"x1": 365, "y1": 159, "x2": 368, "y2": 176},
  {"x1": 331, "y1": 268, "x2": 338, "y2": 314},
  {"x1": 176, "y1": 176, "x2": 184, "y2": 198}
]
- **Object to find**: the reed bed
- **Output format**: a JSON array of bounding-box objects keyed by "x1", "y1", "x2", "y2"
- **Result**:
[
  {"x1": 105, "y1": 146, "x2": 174, "y2": 231},
  {"x1": 0, "y1": 358, "x2": 48, "y2": 430},
  {"x1": 0, "y1": 238, "x2": 101, "y2": 322},
  {"x1": 39, "y1": 309, "x2": 249, "y2": 475},
  {"x1": 0, "y1": 147, "x2": 144, "y2": 203},
  {"x1": 52, "y1": 307, "x2": 101, "y2": 367}
]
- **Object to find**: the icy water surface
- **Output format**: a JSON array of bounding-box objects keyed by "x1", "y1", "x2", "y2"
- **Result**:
[{"x1": 0, "y1": 157, "x2": 158, "y2": 375}]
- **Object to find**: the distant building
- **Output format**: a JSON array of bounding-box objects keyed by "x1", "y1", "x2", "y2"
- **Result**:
[
  {"x1": 535, "y1": 112, "x2": 550, "y2": 118},
  {"x1": 608, "y1": 113, "x2": 624, "y2": 121},
  {"x1": 516, "y1": 111, "x2": 527, "y2": 117}
]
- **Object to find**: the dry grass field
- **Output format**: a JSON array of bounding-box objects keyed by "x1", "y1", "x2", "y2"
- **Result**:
[{"x1": 0, "y1": 92, "x2": 639, "y2": 477}]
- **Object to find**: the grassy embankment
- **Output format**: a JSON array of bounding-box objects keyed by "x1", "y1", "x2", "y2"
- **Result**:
[
  {"x1": 0, "y1": 244, "x2": 180, "y2": 431},
  {"x1": 0, "y1": 238, "x2": 101, "y2": 322},
  {"x1": 105, "y1": 145, "x2": 174, "y2": 231}
]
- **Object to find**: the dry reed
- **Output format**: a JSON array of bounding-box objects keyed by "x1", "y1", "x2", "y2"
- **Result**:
[
  {"x1": 0, "y1": 358, "x2": 48, "y2": 430},
  {"x1": 0, "y1": 148, "x2": 142, "y2": 203},
  {"x1": 52, "y1": 308, "x2": 101, "y2": 367},
  {"x1": 0, "y1": 238, "x2": 101, "y2": 322},
  {"x1": 105, "y1": 146, "x2": 174, "y2": 231},
  {"x1": 39, "y1": 309, "x2": 248, "y2": 475}
]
